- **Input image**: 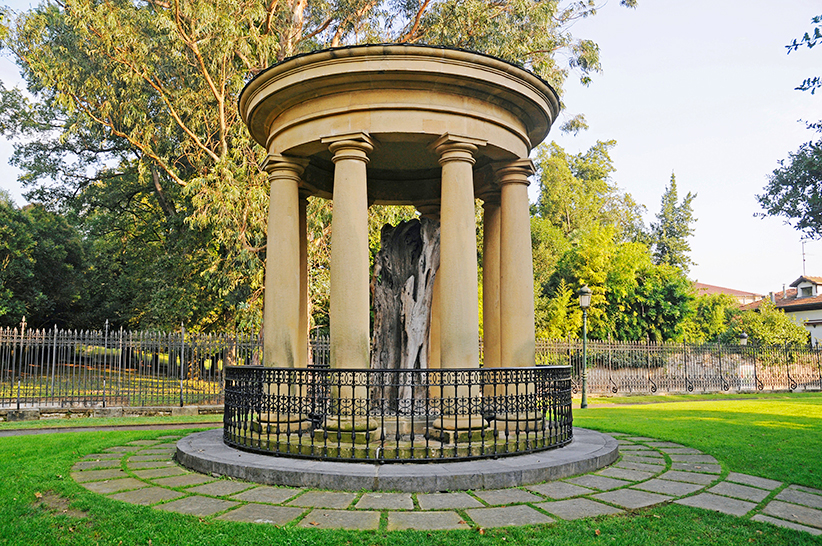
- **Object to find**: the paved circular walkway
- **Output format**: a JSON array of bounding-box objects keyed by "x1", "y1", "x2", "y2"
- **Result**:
[{"x1": 72, "y1": 432, "x2": 822, "y2": 534}]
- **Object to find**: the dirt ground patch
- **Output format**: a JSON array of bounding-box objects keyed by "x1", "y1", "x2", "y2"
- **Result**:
[{"x1": 35, "y1": 491, "x2": 89, "y2": 519}]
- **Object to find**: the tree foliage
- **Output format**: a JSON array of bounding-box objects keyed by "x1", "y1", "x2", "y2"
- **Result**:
[
  {"x1": 0, "y1": 193, "x2": 86, "y2": 328},
  {"x1": 0, "y1": 0, "x2": 637, "y2": 331},
  {"x1": 721, "y1": 300, "x2": 809, "y2": 346},
  {"x1": 787, "y1": 14, "x2": 822, "y2": 94},
  {"x1": 531, "y1": 142, "x2": 694, "y2": 342},
  {"x1": 757, "y1": 14, "x2": 822, "y2": 239},
  {"x1": 649, "y1": 173, "x2": 696, "y2": 273},
  {"x1": 681, "y1": 292, "x2": 739, "y2": 343},
  {"x1": 758, "y1": 137, "x2": 822, "y2": 239}
]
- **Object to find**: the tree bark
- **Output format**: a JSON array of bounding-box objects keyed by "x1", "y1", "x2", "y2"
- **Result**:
[{"x1": 370, "y1": 218, "x2": 440, "y2": 413}]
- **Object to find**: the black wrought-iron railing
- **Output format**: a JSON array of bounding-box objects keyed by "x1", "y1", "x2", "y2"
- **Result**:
[{"x1": 223, "y1": 365, "x2": 573, "y2": 462}]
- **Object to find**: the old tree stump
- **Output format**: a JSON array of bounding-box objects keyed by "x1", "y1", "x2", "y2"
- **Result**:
[{"x1": 371, "y1": 218, "x2": 440, "y2": 412}]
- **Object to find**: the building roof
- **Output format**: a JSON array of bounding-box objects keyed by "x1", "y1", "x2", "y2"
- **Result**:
[
  {"x1": 692, "y1": 282, "x2": 763, "y2": 299},
  {"x1": 740, "y1": 286, "x2": 822, "y2": 312},
  {"x1": 790, "y1": 276, "x2": 822, "y2": 287}
]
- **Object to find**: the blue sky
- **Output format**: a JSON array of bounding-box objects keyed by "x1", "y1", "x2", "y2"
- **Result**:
[
  {"x1": 549, "y1": 0, "x2": 822, "y2": 294},
  {"x1": 1, "y1": 1, "x2": 820, "y2": 294}
]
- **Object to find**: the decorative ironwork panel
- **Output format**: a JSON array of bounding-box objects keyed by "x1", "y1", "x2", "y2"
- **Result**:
[{"x1": 223, "y1": 365, "x2": 573, "y2": 463}]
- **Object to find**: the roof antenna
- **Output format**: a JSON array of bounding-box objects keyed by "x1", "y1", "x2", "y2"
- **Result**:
[{"x1": 802, "y1": 239, "x2": 807, "y2": 276}]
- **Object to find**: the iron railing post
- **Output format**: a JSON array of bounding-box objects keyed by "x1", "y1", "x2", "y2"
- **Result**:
[{"x1": 180, "y1": 323, "x2": 185, "y2": 407}]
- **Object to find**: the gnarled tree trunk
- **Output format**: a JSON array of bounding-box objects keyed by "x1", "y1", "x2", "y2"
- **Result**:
[{"x1": 371, "y1": 218, "x2": 440, "y2": 413}]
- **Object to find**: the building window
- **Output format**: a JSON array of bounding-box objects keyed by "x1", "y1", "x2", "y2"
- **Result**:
[{"x1": 801, "y1": 286, "x2": 813, "y2": 297}]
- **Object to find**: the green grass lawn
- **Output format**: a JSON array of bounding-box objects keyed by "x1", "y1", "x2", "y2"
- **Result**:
[
  {"x1": 0, "y1": 413, "x2": 222, "y2": 431},
  {"x1": 0, "y1": 394, "x2": 820, "y2": 545},
  {"x1": 575, "y1": 392, "x2": 822, "y2": 488}
]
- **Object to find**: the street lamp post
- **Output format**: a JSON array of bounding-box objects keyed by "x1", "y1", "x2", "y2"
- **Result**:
[{"x1": 578, "y1": 285, "x2": 592, "y2": 409}]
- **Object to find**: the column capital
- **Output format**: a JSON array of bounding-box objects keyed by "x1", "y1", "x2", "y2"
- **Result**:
[
  {"x1": 430, "y1": 133, "x2": 486, "y2": 166},
  {"x1": 261, "y1": 153, "x2": 309, "y2": 176},
  {"x1": 322, "y1": 132, "x2": 374, "y2": 164},
  {"x1": 477, "y1": 188, "x2": 501, "y2": 205},
  {"x1": 494, "y1": 158, "x2": 536, "y2": 186},
  {"x1": 415, "y1": 200, "x2": 441, "y2": 221}
]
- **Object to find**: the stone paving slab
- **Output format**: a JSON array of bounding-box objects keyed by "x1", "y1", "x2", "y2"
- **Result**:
[
  {"x1": 466, "y1": 505, "x2": 554, "y2": 528},
  {"x1": 231, "y1": 486, "x2": 301, "y2": 504},
  {"x1": 73, "y1": 459, "x2": 121, "y2": 471},
  {"x1": 597, "y1": 467, "x2": 655, "y2": 482},
  {"x1": 762, "y1": 500, "x2": 822, "y2": 529},
  {"x1": 526, "y1": 482, "x2": 594, "y2": 500},
  {"x1": 153, "y1": 474, "x2": 216, "y2": 488},
  {"x1": 128, "y1": 461, "x2": 177, "y2": 470},
  {"x1": 670, "y1": 463, "x2": 721, "y2": 474},
  {"x1": 675, "y1": 493, "x2": 757, "y2": 516},
  {"x1": 632, "y1": 479, "x2": 704, "y2": 496},
  {"x1": 708, "y1": 482, "x2": 771, "y2": 503},
  {"x1": 137, "y1": 448, "x2": 176, "y2": 455},
  {"x1": 657, "y1": 471, "x2": 717, "y2": 485},
  {"x1": 355, "y1": 492, "x2": 414, "y2": 510},
  {"x1": 298, "y1": 509, "x2": 380, "y2": 530},
  {"x1": 593, "y1": 489, "x2": 672, "y2": 509},
  {"x1": 287, "y1": 491, "x2": 357, "y2": 509},
  {"x1": 622, "y1": 453, "x2": 664, "y2": 461},
  {"x1": 624, "y1": 437, "x2": 656, "y2": 442},
  {"x1": 133, "y1": 467, "x2": 188, "y2": 479},
  {"x1": 157, "y1": 435, "x2": 181, "y2": 440},
  {"x1": 129, "y1": 454, "x2": 174, "y2": 462},
  {"x1": 536, "y1": 498, "x2": 623, "y2": 520},
  {"x1": 387, "y1": 511, "x2": 471, "y2": 531},
  {"x1": 752, "y1": 514, "x2": 822, "y2": 536},
  {"x1": 83, "y1": 453, "x2": 122, "y2": 460},
  {"x1": 187, "y1": 481, "x2": 253, "y2": 497},
  {"x1": 615, "y1": 461, "x2": 666, "y2": 473},
  {"x1": 645, "y1": 442, "x2": 685, "y2": 448},
  {"x1": 474, "y1": 488, "x2": 543, "y2": 506},
  {"x1": 216, "y1": 504, "x2": 305, "y2": 525},
  {"x1": 108, "y1": 487, "x2": 184, "y2": 506},
  {"x1": 617, "y1": 444, "x2": 653, "y2": 451},
  {"x1": 566, "y1": 475, "x2": 631, "y2": 491},
  {"x1": 775, "y1": 488, "x2": 822, "y2": 510},
  {"x1": 792, "y1": 485, "x2": 822, "y2": 496},
  {"x1": 155, "y1": 496, "x2": 239, "y2": 516},
  {"x1": 660, "y1": 448, "x2": 703, "y2": 455},
  {"x1": 624, "y1": 450, "x2": 663, "y2": 458},
  {"x1": 104, "y1": 446, "x2": 141, "y2": 453},
  {"x1": 668, "y1": 454, "x2": 718, "y2": 464},
  {"x1": 81, "y1": 478, "x2": 148, "y2": 494},
  {"x1": 72, "y1": 469, "x2": 129, "y2": 483},
  {"x1": 417, "y1": 492, "x2": 485, "y2": 510},
  {"x1": 127, "y1": 440, "x2": 160, "y2": 446}
]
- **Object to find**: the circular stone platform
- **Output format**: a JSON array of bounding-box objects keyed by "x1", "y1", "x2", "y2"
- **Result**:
[{"x1": 176, "y1": 427, "x2": 618, "y2": 493}]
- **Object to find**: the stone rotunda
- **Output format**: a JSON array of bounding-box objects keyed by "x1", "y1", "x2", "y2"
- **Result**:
[
  {"x1": 211, "y1": 44, "x2": 593, "y2": 471},
  {"x1": 239, "y1": 44, "x2": 560, "y2": 374}
]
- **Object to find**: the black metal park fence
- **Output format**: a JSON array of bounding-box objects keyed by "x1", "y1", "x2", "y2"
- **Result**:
[
  {"x1": 536, "y1": 339, "x2": 822, "y2": 395},
  {"x1": 2, "y1": 324, "x2": 820, "y2": 409}
]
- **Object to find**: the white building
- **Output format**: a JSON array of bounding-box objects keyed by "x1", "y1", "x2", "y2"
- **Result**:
[{"x1": 742, "y1": 276, "x2": 822, "y2": 346}]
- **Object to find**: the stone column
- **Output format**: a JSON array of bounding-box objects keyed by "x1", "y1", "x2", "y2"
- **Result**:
[
  {"x1": 432, "y1": 134, "x2": 485, "y2": 370},
  {"x1": 299, "y1": 191, "x2": 309, "y2": 367},
  {"x1": 323, "y1": 133, "x2": 374, "y2": 370},
  {"x1": 497, "y1": 159, "x2": 537, "y2": 368},
  {"x1": 263, "y1": 154, "x2": 307, "y2": 369},
  {"x1": 481, "y1": 192, "x2": 501, "y2": 369}
]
